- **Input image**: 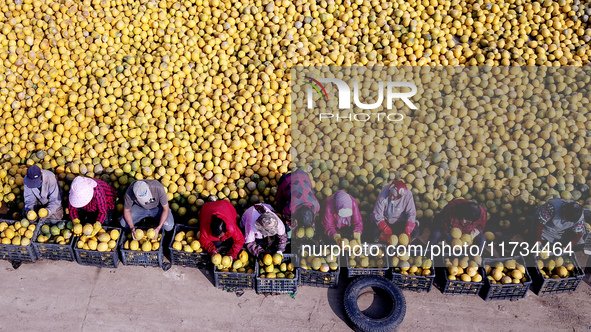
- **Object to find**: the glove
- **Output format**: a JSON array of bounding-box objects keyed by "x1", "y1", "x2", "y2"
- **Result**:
[
  {"x1": 276, "y1": 251, "x2": 283, "y2": 256},
  {"x1": 405, "y1": 221, "x2": 416, "y2": 243},
  {"x1": 470, "y1": 228, "x2": 480, "y2": 239},
  {"x1": 333, "y1": 233, "x2": 342, "y2": 244},
  {"x1": 378, "y1": 221, "x2": 392, "y2": 242},
  {"x1": 353, "y1": 232, "x2": 361, "y2": 243}
]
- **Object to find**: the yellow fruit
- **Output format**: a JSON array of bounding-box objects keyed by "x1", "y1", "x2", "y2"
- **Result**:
[
  {"x1": 88, "y1": 240, "x2": 98, "y2": 250},
  {"x1": 175, "y1": 232, "x2": 185, "y2": 242},
  {"x1": 305, "y1": 227, "x2": 314, "y2": 238},
  {"x1": 450, "y1": 228, "x2": 462, "y2": 239},
  {"x1": 73, "y1": 224, "x2": 83, "y2": 236},
  {"x1": 501, "y1": 276, "x2": 512, "y2": 285},
  {"x1": 3, "y1": 228, "x2": 15, "y2": 240},
  {"x1": 172, "y1": 241, "x2": 182, "y2": 251},
  {"x1": 141, "y1": 241, "x2": 152, "y2": 251},
  {"x1": 82, "y1": 224, "x2": 93, "y2": 236},
  {"x1": 556, "y1": 266, "x2": 568, "y2": 278},
  {"x1": 389, "y1": 235, "x2": 398, "y2": 246},
  {"x1": 38, "y1": 208, "x2": 48, "y2": 218},
  {"x1": 98, "y1": 233, "x2": 111, "y2": 243},
  {"x1": 295, "y1": 228, "x2": 305, "y2": 238},
  {"x1": 190, "y1": 240, "x2": 201, "y2": 251},
  {"x1": 183, "y1": 245, "x2": 194, "y2": 253},
  {"x1": 460, "y1": 274, "x2": 471, "y2": 282},
  {"x1": 21, "y1": 238, "x2": 31, "y2": 246},
  {"x1": 130, "y1": 240, "x2": 140, "y2": 251},
  {"x1": 263, "y1": 254, "x2": 273, "y2": 266},
  {"x1": 27, "y1": 210, "x2": 37, "y2": 221},
  {"x1": 97, "y1": 242, "x2": 109, "y2": 252},
  {"x1": 484, "y1": 232, "x2": 495, "y2": 242},
  {"x1": 398, "y1": 233, "x2": 409, "y2": 246},
  {"x1": 491, "y1": 269, "x2": 503, "y2": 281},
  {"x1": 466, "y1": 267, "x2": 478, "y2": 277},
  {"x1": 239, "y1": 250, "x2": 249, "y2": 264},
  {"x1": 0, "y1": 222, "x2": 7, "y2": 232},
  {"x1": 448, "y1": 266, "x2": 459, "y2": 276},
  {"x1": 211, "y1": 254, "x2": 222, "y2": 266},
  {"x1": 110, "y1": 230, "x2": 120, "y2": 241},
  {"x1": 265, "y1": 265, "x2": 274, "y2": 273},
  {"x1": 460, "y1": 234, "x2": 473, "y2": 245},
  {"x1": 471, "y1": 275, "x2": 483, "y2": 282},
  {"x1": 232, "y1": 260, "x2": 243, "y2": 270},
  {"x1": 222, "y1": 256, "x2": 233, "y2": 268},
  {"x1": 134, "y1": 229, "x2": 145, "y2": 240},
  {"x1": 146, "y1": 228, "x2": 156, "y2": 239},
  {"x1": 77, "y1": 241, "x2": 84, "y2": 249},
  {"x1": 272, "y1": 253, "x2": 283, "y2": 265}
]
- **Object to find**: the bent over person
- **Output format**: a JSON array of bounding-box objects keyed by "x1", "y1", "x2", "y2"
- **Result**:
[
  {"x1": 429, "y1": 198, "x2": 487, "y2": 247},
  {"x1": 534, "y1": 199, "x2": 589, "y2": 247},
  {"x1": 199, "y1": 200, "x2": 245, "y2": 260},
  {"x1": 68, "y1": 176, "x2": 116, "y2": 224},
  {"x1": 242, "y1": 203, "x2": 287, "y2": 259},
  {"x1": 321, "y1": 190, "x2": 363, "y2": 244},
  {"x1": 23, "y1": 165, "x2": 63, "y2": 219},
  {"x1": 275, "y1": 169, "x2": 320, "y2": 230},
  {"x1": 120, "y1": 180, "x2": 175, "y2": 239},
  {"x1": 371, "y1": 180, "x2": 418, "y2": 243}
]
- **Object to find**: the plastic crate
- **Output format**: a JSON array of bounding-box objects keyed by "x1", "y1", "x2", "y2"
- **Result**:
[
  {"x1": 214, "y1": 266, "x2": 256, "y2": 290},
  {"x1": 388, "y1": 248, "x2": 436, "y2": 292},
  {"x1": 346, "y1": 244, "x2": 389, "y2": 278},
  {"x1": 482, "y1": 256, "x2": 532, "y2": 301},
  {"x1": 73, "y1": 226, "x2": 123, "y2": 268},
  {"x1": 439, "y1": 255, "x2": 485, "y2": 296},
  {"x1": 528, "y1": 254, "x2": 585, "y2": 295},
  {"x1": 32, "y1": 219, "x2": 75, "y2": 261},
  {"x1": 0, "y1": 219, "x2": 40, "y2": 262},
  {"x1": 256, "y1": 254, "x2": 299, "y2": 294},
  {"x1": 169, "y1": 224, "x2": 209, "y2": 269},
  {"x1": 297, "y1": 245, "x2": 340, "y2": 288},
  {"x1": 120, "y1": 227, "x2": 164, "y2": 267}
]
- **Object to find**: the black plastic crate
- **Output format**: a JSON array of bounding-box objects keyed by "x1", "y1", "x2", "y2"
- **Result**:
[
  {"x1": 169, "y1": 224, "x2": 209, "y2": 269},
  {"x1": 439, "y1": 255, "x2": 485, "y2": 296},
  {"x1": 528, "y1": 254, "x2": 585, "y2": 295},
  {"x1": 73, "y1": 226, "x2": 123, "y2": 268},
  {"x1": 120, "y1": 227, "x2": 164, "y2": 267},
  {"x1": 0, "y1": 219, "x2": 40, "y2": 262},
  {"x1": 214, "y1": 266, "x2": 256, "y2": 290},
  {"x1": 482, "y1": 256, "x2": 532, "y2": 301},
  {"x1": 299, "y1": 253, "x2": 340, "y2": 288},
  {"x1": 346, "y1": 244, "x2": 389, "y2": 278},
  {"x1": 32, "y1": 219, "x2": 75, "y2": 261},
  {"x1": 390, "y1": 249, "x2": 435, "y2": 292},
  {"x1": 256, "y1": 254, "x2": 299, "y2": 294}
]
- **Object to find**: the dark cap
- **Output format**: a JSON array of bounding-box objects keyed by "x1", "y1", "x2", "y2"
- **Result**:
[{"x1": 24, "y1": 165, "x2": 42, "y2": 188}]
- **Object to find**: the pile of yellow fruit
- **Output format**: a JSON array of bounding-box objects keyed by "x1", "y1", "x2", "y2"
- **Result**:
[
  {"x1": 536, "y1": 256, "x2": 579, "y2": 279},
  {"x1": 213, "y1": 250, "x2": 255, "y2": 274},
  {"x1": 36, "y1": 220, "x2": 74, "y2": 245},
  {"x1": 123, "y1": 228, "x2": 162, "y2": 251},
  {"x1": 392, "y1": 253, "x2": 433, "y2": 276},
  {"x1": 294, "y1": 226, "x2": 315, "y2": 240},
  {"x1": 76, "y1": 222, "x2": 120, "y2": 252},
  {"x1": 0, "y1": 220, "x2": 36, "y2": 246},
  {"x1": 0, "y1": 0, "x2": 589, "y2": 240},
  {"x1": 485, "y1": 258, "x2": 529, "y2": 285},
  {"x1": 300, "y1": 248, "x2": 338, "y2": 272},
  {"x1": 444, "y1": 256, "x2": 482, "y2": 282},
  {"x1": 349, "y1": 247, "x2": 387, "y2": 269},
  {"x1": 171, "y1": 229, "x2": 202, "y2": 253},
  {"x1": 258, "y1": 253, "x2": 296, "y2": 279}
]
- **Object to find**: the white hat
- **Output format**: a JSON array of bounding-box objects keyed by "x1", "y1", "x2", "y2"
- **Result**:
[
  {"x1": 133, "y1": 181, "x2": 154, "y2": 205},
  {"x1": 338, "y1": 208, "x2": 353, "y2": 218},
  {"x1": 69, "y1": 177, "x2": 97, "y2": 208}
]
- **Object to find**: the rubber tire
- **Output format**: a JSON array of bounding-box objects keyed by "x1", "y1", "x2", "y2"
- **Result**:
[{"x1": 344, "y1": 276, "x2": 406, "y2": 332}]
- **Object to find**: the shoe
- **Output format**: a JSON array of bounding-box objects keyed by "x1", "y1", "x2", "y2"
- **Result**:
[
  {"x1": 11, "y1": 260, "x2": 22, "y2": 270},
  {"x1": 162, "y1": 262, "x2": 172, "y2": 271}
]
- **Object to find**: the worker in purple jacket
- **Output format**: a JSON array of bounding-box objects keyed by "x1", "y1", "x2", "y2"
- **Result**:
[
  {"x1": 371, "y1": 180, "x2": 418, "y2": 243},
  {"x1": 241, "y1": 203, "x2": 287, "y2": 259},
  {"x1": 321, "y1": 190, "x2": 363, "y2": 244}
]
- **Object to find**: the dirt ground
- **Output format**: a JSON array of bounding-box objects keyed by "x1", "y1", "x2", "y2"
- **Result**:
[{"x1": 1, "y1": 256, "x2": 591, "y2": 332}]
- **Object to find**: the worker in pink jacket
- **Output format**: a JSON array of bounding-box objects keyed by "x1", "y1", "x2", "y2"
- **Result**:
[{"x1": 321, "y1": 190, "x2": 363, "y2": 244}]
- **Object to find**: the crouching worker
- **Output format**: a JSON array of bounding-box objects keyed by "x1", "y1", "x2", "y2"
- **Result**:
[
  {"x1": 429, "y1": 198, "x2": 487, "y2": 247},
  {"x1": 242, "y1": 203, "x2": 287, "y2": 260},
  {"x1": 23, "y1": 165, "x2": 64, "y2": 219},
  {"x1": 69, "y1": 176, "x2": 116, "y2": 225},
  {"x1": 275, "y1": 169, "x2": 320, "y2": 233},
  {"x1": 199, "y1": 200, "x2": 244, "y2": 260},
  {"x1": 120, "y1": 180, "x2": 174, "y2": 240},
  {"x1": 322, "y1": 190, "x2": 363, "y2": 244},
  {"x1": 371, "y1": 180, "x2": 418, "y2": 244},
  {"x1": 534, "y1": 199, "x2": 589, "y2": 249}
]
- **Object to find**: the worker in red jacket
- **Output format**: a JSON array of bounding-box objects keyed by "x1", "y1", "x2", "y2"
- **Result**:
[
  {"x1": 199, "y1": 200, "x2": 245, "y2": 260},
  {"x1": 429, "y1": 198, "x2": 487, "y2": 247}
]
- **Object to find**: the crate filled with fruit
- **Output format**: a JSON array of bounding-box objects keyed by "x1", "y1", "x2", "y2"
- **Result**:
[
  {"x1": 529, "y1": 253, "x2": 585, "y2": 295},
  {"x1": 213, "y1": 250, "x2": 256, "y2": 290},
  {"x1": 74, "y1": 222, "x2": 123, "y2": 268},
  {"x1": 441, "y1": 255, "x2": 485, "y2": 295},
  {"x1": 0, "y1": 217, "x2": 39, "y2": 262},
  {"x1": 121, "y1": 227, "x2": 164, "y2": 267},
  {"x1": 298, "y1": 246, "x2": 340, "y2": 288},
  {"x1": 482, "y1": 256, "x2": 531, "y2": 301},
  {"x1": 390, "y1": 249, "x2": 435, "y2": 292},
  {"x1": 347, "y1": 243, "x2": 389, "y2": 278},
  {"x1": 169, "y1": 224, "x2": 208, "y2": 269},
  {"x1": 33, "y1": 218, "x2": 77, "y2": 261},
  {"x1": 256, "y1": 253, "x2": 298, "y2": 294}
]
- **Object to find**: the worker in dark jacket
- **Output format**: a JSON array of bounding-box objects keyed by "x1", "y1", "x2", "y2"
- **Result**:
[{"x1": 241, "y1": 203, "x2": 287, "y2": 259}]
